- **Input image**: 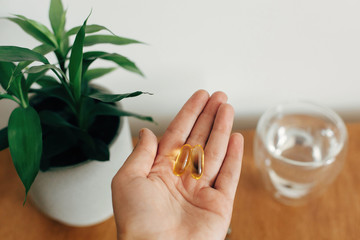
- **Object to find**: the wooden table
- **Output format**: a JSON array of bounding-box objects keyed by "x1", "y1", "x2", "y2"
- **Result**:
[{"x1": 1, "y1": 123, "x2": 360, "y2": 239}]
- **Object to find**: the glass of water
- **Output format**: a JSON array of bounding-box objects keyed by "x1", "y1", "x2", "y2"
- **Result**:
[{"x1": 254, "y1": 101, "x2": 348, "y2": 206}]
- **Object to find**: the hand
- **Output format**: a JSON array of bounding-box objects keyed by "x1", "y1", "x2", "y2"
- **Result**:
[{"x1": 111, "y1": 90, "x2": 244, "y2": 240}]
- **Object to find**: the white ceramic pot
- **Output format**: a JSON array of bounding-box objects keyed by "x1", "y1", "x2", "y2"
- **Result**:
[{"x1": 29, "y1": 116, "x2": 133, "y2": 226}]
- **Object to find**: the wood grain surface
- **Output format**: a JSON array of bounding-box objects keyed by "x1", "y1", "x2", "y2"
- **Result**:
[{"x1": 1, "y1": 123, "x2": 359, "y2": 240}]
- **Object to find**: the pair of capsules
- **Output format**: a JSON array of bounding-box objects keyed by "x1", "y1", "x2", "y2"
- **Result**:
[{"x1": 173, "y1": 144, "x2": 204, "y2": 179}]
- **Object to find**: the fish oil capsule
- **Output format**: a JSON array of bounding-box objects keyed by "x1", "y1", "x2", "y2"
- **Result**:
[
  {"x1": 173, "y1": 144, "x2": 192, "y2": 176},
  {"x1": 190, "y1": 145, "x2": 204, "y2": 179}
]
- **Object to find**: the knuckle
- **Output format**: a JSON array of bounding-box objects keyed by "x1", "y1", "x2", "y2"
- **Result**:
[
  {"x1": 189, "y1": 132, "x2": 208, "y2": 143},
  {"x1": 212, "y1": 91, "x2": 228, "y2": 102}
]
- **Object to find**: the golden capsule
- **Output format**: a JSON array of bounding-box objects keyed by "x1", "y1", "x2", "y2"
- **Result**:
[
  {"x1": 173, "y1": 144, "x2": 192, "y2": 176},
  {"x1": 190, "y1": 145, "x2": 204, "y2": 179}
]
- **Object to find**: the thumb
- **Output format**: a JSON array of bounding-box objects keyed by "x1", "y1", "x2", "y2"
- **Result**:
[{"x1": 118, "y1": 128, "x2": 158, "y2": 178}]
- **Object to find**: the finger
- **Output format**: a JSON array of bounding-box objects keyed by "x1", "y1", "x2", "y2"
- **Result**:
[
  {"x1": 214, "y1": 133, "x2": 244, "y2": 199},
  {"x1": 203, "y1": 103, "x2": 234, "y2": 185},
  {"x1": 158, "y1": 90, "x2": 209, "y2": 159},
  {"x1": 186, "y1": 91, "x2": 228, "y2": 148},
  {"x1": 116, "y1": 128, "x2": 158, "y2": 178}
]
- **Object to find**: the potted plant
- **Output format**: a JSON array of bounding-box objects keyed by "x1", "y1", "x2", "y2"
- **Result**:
[{"x1": 0, "y1": 0, "x2": 153, "y2": 226}]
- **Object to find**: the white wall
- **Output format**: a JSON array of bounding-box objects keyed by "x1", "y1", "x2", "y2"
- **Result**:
[{"x1": 1, "y1": 0, "x2": 360, "y2": 135}]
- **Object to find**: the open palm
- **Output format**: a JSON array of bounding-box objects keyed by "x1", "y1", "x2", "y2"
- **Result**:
[{"x1": 112, "y1": 90, "x2": 244, "y2": 240}]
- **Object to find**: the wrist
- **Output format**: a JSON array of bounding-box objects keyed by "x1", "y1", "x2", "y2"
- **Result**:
[
  {"x1": 117, "y1": 232, "x2": 160, "y2": 240},
  {"x1": 117, "y1": 226, "x2": 160, "y2": 240}
]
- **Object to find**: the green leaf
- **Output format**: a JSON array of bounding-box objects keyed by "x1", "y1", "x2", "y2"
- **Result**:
[
  {"x1": 60, "y1": 31, "x2": 71, "y2": 59},
  {"x1": 0, "y1": 61, "x2": 20, "y2": 98},
  {"x1": 77, "y1": 97, "x2": 96, "y2": 129},
  {"x1": 0, "y1": 127, "x2": 8, "y2": 151},
  {"x1": 29, "y1": 86, "x2": 75, "y2": 113},
  {"x1": 49, "y1": 0, "x2": 65, "y2": 40},
  {"x1": 26, "y1": 70, "x2": 49, "y2": 90},
  {"x1": 8, "y1": 107, "x2": 42, "y2": 201},
  {"x1": 7, "y1": 16, "x2": 57, "y2": 47},
  {"x1": 27, "y1": 64, "x2": 64, "y2": 76},
  {"x1": 22, "y1": 58, "x2": 58, "y2": 89},
  {"x1": 25, "y1": 63, "x2": 70, "y2": 92},
  {"x1": 83, "y1": 51, "x2": 144, "y2": 76},
  {"x1": 0, "y1": 93, "x2": 19, "y2": 103},
  {"x1": 24, "y1": 51, "x2": 57, "y2": 89},
  {"x1": 60, "y1": 30, "x2": 69, "y2": 57},
  {"x1": 40, "y1": 126, "x2": 77, "y2": 170},
  {"x1": 0, "y1": 46, "x2": 49, "y2": 64},
  {"x1": 0, "y1": 62, "x2": 27, "y2": 104},
  {"x1": 9, "y1": 71, "x2": 27, "y2": 106},
  {"x1": 38, "y1": 110, "x2": 76, "y2": 129},
  {"x1": 91, "y1": 103, "x2": 154, "y2": 122},
  {"x1": 33, "y1": 44, "x2": 56, "y2": 55},
  {"x1": 35, "y1": 75, "x2": 60, "y2": 88},
  {"x1": 83, "y1": 67, "x2": 116, "y2": 82},
  {"x1": 24, "y1": 60, "x2": 73, "y2": 103},
  {"x1": 0, "y1": 61, "x2": 14, "y2": 89},
  {"x1": 82, "y1": 137, "x2": 109, "y2": 161},
  {"x1": 75, "y1": 132, "x2": 110, "y2": 161},
  {"x1": 66, "y1": 24, "x2": 114, "y2": 36},
  {"x1": 38, "y1": 111, "x2": 92, "y2": 165},
  {"x1": 50, "y1": 125, "x2": 109, "y2": 161},
  {"x1": 83, "y1": 35, "x2": 142, "y2": 47},
  {"x1": 26, "y1": 64, "x2": 69, "y2": 84},
  {"x1": 89, "y1": 91, "x2": 152, "y2": 103},
  {"x1": 69, "y1": 17, "x2": 87, "y2": 101},
  {"x1": 15, "y1": 44, "x2": 56, "y2": 74}
]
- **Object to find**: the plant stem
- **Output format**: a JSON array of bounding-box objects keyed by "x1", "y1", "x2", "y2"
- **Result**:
[
  {"x1": 55, "y1": 50, "x2": 66, "y2": 74},
  {"x1": 50, "y1": 69, "x2": 73, "y2": 101},
  {"x1": 18, "y1": 85, "x2": 28, "y2": 108}
]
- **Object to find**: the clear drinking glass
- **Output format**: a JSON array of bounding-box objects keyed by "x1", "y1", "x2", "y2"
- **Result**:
[{"x1": 254, "y1": 101, "x2": 348, "y2": 206}]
